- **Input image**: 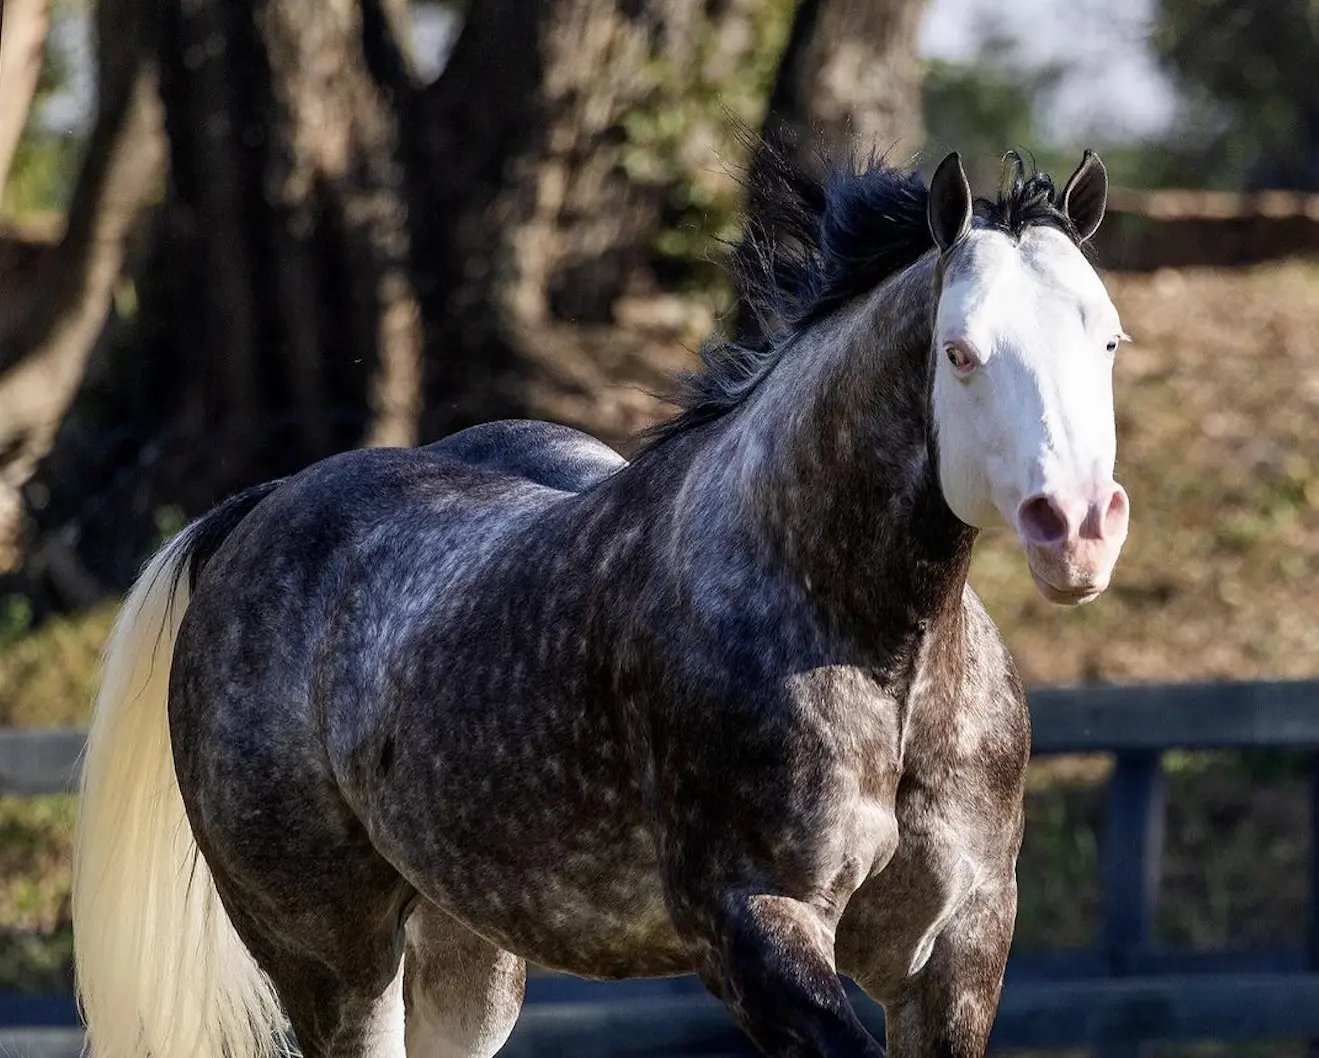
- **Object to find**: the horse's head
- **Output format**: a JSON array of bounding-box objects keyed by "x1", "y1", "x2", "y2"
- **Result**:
[{"x1": 926, "y1": 150, "x2": 1128, "y2": 606}]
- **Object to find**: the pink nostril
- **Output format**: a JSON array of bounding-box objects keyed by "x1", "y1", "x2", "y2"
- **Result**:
[
  {"x1": 1018, "y1": 494, "x2": 1071, "y2": 547},
  {"x1": 1102, "y1": 486, "x2": 1129, "y2": 538},
  {"x1": 1077, "y1": 485, "x2": 1130, "y2": 540}
]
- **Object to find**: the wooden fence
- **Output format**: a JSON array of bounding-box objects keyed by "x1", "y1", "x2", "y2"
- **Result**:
[
  {"x1": 1094, "y1": 187, "x2": 1319, "y2": 271},
  {"x1": 3, "y1": 679, "x2": 1319, "y2": 1056}
]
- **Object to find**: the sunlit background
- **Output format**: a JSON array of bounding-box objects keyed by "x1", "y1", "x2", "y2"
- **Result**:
[{"x1": 2, "y1": 0, "x2": 1318, "y2": 1054}]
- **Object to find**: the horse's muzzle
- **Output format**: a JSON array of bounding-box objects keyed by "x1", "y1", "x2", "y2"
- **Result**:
[{"x1": 1016, "y1": 483, "x2": 1129, "y2": 606}]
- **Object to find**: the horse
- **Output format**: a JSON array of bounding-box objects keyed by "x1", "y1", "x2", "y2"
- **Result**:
[{"x1": 71, "y1": 145, "x2": 1129, "y2": 1058}]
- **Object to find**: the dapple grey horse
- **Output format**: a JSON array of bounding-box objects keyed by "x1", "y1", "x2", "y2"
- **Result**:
[{"x1": 72, "y1": 147, "x2": 1128, "y2": 1058}]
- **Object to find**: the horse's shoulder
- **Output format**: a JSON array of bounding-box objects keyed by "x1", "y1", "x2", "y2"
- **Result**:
[
  {"x1": 959, "y1": 586, "x2": 1011, "y2": 664},
  {"x1": 956, "y1": 584, "x2": 1029, "y2": 736},
  {"x1": 421, "y1": 419, "x2": 626, "y2": 494}
]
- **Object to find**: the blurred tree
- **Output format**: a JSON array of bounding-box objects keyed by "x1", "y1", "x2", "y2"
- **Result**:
[
  {"x1": 407, "y1": 0, "x2": 787, "y2": 437},
  {"x1": 0, "y1": 0, "x2": 55, "y2": 199},
  {"x1": 734, "y1": 0, "x2": 928, "y2": 341},
  {"x1": 4, "y1": 0, "x2": 936, "y2": 610},
  {"x1": 919, "y1": 34, "x2": 1073, "y2": 190},
  {"x1": 761, "y1": 0, "x2": 927, "y2": 167},
  {"x1": 0, "y1": 0, "x2": 164, "y2": 613},
  {"x1": 1153, "y1": 0, "x2": 1319, "y2": 190},
  {"x1": 4, "y1": 0, "x2": 791, "y2": 607}
]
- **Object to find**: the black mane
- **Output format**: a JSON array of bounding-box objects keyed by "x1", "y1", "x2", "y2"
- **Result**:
[
  {"x1": 977, "y1": 151, "x2": 1080, "y2": 241},
  {"x1": 644, "y1": 144, "x2": 1082, "y2": 445}
]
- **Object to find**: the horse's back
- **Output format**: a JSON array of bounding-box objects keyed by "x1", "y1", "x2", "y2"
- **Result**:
[
  {"x1": 170, "y1": 421, "x2": 622, "y2": 780},
  {"x1": 178, "y1": 421, "x2": 622, "y2": 663},
  {"x1": 172, "y1": 422, "x2": 625, "y2": 775},
  {"x1": 172, "y1": 423, "x2": 625, "y2": 779},
  {"x1": 424, "y1": 420, "x2": 625, "y2": 494}
]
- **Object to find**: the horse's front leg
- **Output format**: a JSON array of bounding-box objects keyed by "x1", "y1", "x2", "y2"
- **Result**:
[
  {"x1": 880, "y1": 880, "x2": 1016, "y2": 1058},
  {"x1": 674, "y1": 887, "x2": 885, "y2": 1057}
]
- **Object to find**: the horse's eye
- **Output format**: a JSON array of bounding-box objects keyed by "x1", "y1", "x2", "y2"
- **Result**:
[
  {"x1": 945, "y1": 342, "x2": 976, "y2": 373},
  {"x1": 1105, "y1": 336, "x2": 1121, "y2": 355}
]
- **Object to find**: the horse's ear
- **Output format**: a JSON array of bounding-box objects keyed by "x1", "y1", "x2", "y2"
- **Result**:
[
  {"x1": 1061, "y1": 149, "x2": 1108, "y2": 241},
  {"x1": 928, "y1": 152, "x2": 973, "y2": 253}
]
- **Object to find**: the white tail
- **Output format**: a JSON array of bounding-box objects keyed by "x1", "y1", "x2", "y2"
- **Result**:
[{"x1": 72, "y1": 526, "x2": 287, "y2": 1058}]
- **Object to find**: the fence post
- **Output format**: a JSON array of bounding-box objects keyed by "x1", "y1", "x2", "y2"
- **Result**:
[
  {"x1": 1100, "y1": 749, "x2": 1165, "y2": 1058},
  {"x1": 1308, "y1": 752, "x2": 1319, "y2": 1058}
]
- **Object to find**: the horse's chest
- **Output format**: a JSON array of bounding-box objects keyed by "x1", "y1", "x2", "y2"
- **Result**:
[
  {"x1": 836, "y1": 750, "x2": 1024, "y2": 996},
  {"x1": 838, "y1": 806, "x2": 986, "y2": 988}
]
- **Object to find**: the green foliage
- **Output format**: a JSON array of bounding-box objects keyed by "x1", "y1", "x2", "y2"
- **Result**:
[
  {"x1": 2, "y1": 131, "x2": 83, "y2": 216},
  {"x1": 922, "y1": 33, "x2": 1064, "y2": 180},
  {"x1": 1015, "y1": 772, "x2": 1102, "y2": 950},
  {"x1": 0, "y1": 595, "x2": 35, "y2": 649},
  {"x1": 0, "y1": 795, "x2": 75, "y2": 993},
  {"x1": 1070, "y1": 140, "x2": 1231, "y2": 192},
  {"x1": 1151, "y1": 0, "x2": 1319, "y2": 189},
  {"x1": 618, "y1": 0, "x2": 795, "y2": 291},
  {"x1": 918, "y1": 9, "x2": 1319, "y2": 193},
  {"x1": 153, "y1": 505, "x2": 187, "y2": 549},
  {"x1": 1, "y1": 0, "x2": 89, "y2": 217}
]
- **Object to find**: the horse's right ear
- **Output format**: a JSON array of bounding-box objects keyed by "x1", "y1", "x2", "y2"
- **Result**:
[{"x1": 928, "y1": 152, "x2": 973, "y2": 253}]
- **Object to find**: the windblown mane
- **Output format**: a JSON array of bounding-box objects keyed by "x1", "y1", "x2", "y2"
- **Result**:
[{"x1": 644, "y1": 144, "x2": 1082, "y2": 445}]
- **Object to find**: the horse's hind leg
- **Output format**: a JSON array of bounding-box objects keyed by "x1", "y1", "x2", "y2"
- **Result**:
[
  {"x1": 191, "y1": 777, "x2": 417, "y2": 1058},
  {"x1": 215, "y1": 864, "x2": 414, "y2": 1058},
  {"x1": 403, "y1": 901, "x2": 526, "y2": 1058},
  {"x1": 264, "y1": 947, "x2": 408, "y2": 1058}
]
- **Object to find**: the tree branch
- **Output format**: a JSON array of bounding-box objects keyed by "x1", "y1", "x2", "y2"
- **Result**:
[
  {"x1": 0, "y1": 47, "x2": 164, "y2": 380},
  {"x1": 0, "y1": 0, "x2": 53, "y2": 197}
]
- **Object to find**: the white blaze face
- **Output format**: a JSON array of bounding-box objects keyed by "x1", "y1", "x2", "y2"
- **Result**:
[{"x1": 931, "y1": 225, "x2": 1130, "y2": 605}]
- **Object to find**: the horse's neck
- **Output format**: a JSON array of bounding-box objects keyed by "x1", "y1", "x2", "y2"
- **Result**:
[{"x1": 708, "y1": 252, "x2": 975, "y2": 650}]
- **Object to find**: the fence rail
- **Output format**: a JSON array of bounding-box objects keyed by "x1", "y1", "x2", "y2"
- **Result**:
[
  {"x1": 4, "y1": 678, "x2": 1319, "y2": 1056},
  {"x1": 0, "y1": 729, "x2": 84, "y2": 796}
]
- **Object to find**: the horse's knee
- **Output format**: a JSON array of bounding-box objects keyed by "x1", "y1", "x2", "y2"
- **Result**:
[{"x1": 403, "y1": 904, "x2": 525, "y2": 1058}]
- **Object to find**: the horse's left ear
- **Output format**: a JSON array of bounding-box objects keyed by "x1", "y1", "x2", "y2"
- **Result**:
[{"x1": 1061, "y1": 149, "x2": 1108, "y2": 242}]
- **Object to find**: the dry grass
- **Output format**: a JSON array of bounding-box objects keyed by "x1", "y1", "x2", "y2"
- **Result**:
[
  {"x1": 0, "y1": 602, "x2": 115, "y2": 728},
  {"x1": 974, "y1": 261, "x2": 1319, "y2": 686}
]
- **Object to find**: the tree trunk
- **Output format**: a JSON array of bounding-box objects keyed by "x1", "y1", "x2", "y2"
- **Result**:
[
  {"x1": 16, "y1": 0, "x2": 777, "y2": 606},
  {"x1": 761, "y1": 0, "x2": 927, "y2": 168},
  {"x1": 0, "y1": 0, "x2": 167, "y2": 596},
  {"x1": 0, "y1": 0, "x2": 164, "y2": 370},
  {"x1": 19, "y1": 0, "x2": 419, "y2": 602},
  {"x1": 733, "y1": 0, "x2": 927, "y2": 342},
  {"x1": 407, "y1": 0, "x2": 772, "y2": 440}
]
